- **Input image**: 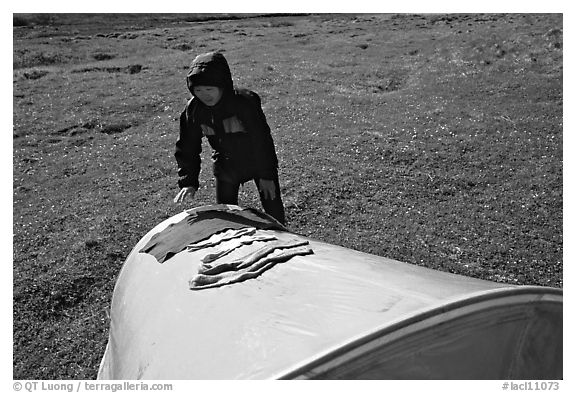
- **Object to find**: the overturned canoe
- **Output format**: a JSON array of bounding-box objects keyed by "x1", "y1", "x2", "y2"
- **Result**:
[{"x1": 98, "y1": 204, "x2": 562, "y2": 380}]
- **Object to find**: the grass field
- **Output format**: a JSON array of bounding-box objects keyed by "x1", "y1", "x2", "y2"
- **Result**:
[{"x1": 13, "y1": 13, "x2": 562, "y2": 379}]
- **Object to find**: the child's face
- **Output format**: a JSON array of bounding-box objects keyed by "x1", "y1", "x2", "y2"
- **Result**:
[{"x1": 193, "y1": 86, "x2": 223, "y2": 107}]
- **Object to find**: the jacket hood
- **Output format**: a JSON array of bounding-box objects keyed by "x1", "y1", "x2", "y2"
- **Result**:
[{"x1": 186, "y1": 52, "x2": 234, "y2": 95}]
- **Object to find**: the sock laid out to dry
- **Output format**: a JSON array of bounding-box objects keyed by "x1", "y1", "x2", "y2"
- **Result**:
[
  {"x1": 187, "y1": 227, "x2": 258, "y2": 252},
  {"x1": 189, "y1": 240, "x2": 313, "y2": 290},
  {"x1": 140, "y1": 205, "x2": 286, "y2": 263},
  {"x1": 200, "y1": 233, "x2": 278, "y2": 264}
]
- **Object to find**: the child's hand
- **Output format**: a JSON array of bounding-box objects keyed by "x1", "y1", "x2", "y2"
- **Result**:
[
  {"x1": 257, "y1": 179, "x2": 276, "y2": 200},
  {"x1": 174, "y1": 187, "x2": 197, "y2": 204}
]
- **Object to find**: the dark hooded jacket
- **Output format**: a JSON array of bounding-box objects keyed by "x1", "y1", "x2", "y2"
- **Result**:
[{"x1": 175, "y1": 52, "x2": 279, "y2": 189}]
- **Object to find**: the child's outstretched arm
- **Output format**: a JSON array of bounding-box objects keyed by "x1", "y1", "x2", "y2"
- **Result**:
[
  {"x1": 175, "y1": 106, "x2": 202, "y2": 193},
  {"x1": 174, "y1": 187, "x2": 197, "y2": 203},
  {"x1": 242, "y1": 91, "x2": 279, "y2": 180},
  {"x1": 257, "y1": 179, "x2": 276, "y2": 200}
]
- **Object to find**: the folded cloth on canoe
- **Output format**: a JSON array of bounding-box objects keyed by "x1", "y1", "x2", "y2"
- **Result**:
[
  {"x1": 200, "y1": 233, "x2": 278, "y2": 264},
  {"x1": 190, "y1": 240, "x2": 313, "y2": 290},
  {"x1": 139, "y1": 205, "x2": 286, "y2": 263},
  {"x1": 187, "y1": 227, "x2": 257, "y2": 252}
]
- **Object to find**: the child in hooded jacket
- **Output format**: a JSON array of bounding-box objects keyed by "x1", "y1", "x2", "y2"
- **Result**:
[{"x1": 174, "y1": 51, "x2": 286, "y2": 224}]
